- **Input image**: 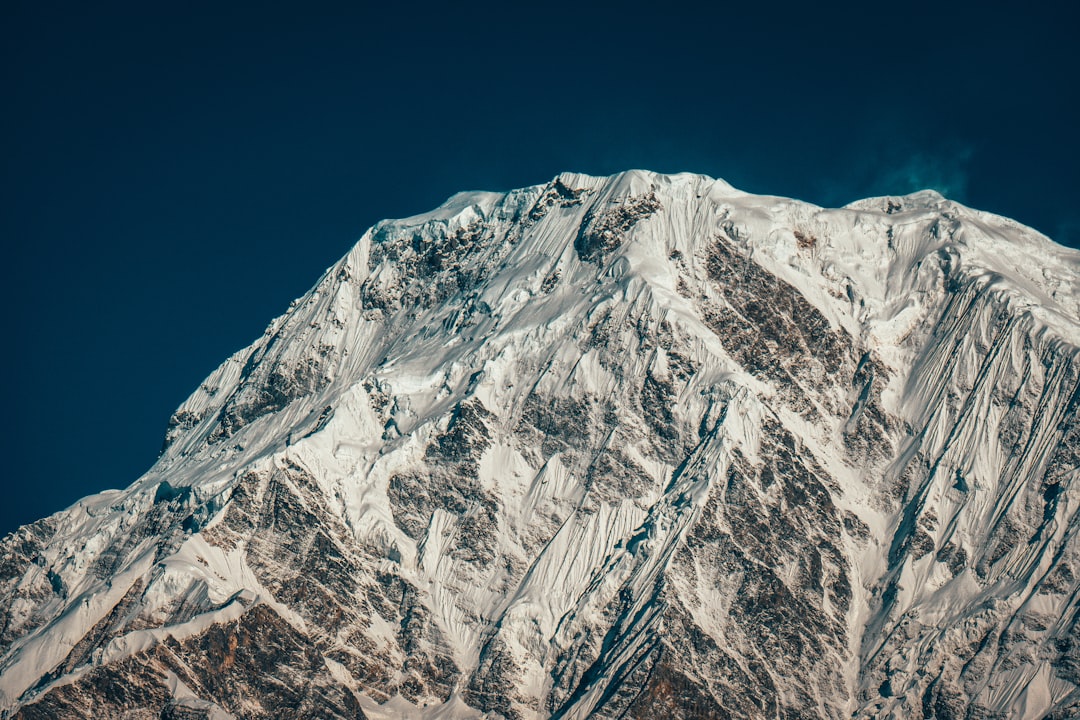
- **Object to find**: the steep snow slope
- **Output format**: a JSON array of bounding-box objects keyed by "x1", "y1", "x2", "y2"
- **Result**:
[{"x1": 1, "y1": 171, "x2": 1078, "y2": 719}]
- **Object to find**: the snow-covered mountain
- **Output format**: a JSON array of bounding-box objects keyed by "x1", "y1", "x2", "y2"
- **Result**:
[{"x1": 2, "y1": 170, "x2": 1079, "y2": 719}]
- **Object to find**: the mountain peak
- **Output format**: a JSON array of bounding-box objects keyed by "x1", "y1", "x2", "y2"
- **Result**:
[{"x1": 3, "y1": 171, "x2": 1079, "y2": 719}]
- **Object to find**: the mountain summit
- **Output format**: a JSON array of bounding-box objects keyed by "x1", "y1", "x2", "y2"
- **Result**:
[{"x1": 2, "y1": 171, "x2": 1079, "y2": 719}]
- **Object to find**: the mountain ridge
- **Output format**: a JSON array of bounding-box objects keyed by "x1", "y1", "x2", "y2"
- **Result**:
[{"x1": 2, "y1": 170, "x2": 1079, "y2": 719}]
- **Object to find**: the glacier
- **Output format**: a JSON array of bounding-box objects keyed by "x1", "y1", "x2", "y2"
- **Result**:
[{"x1": 1, "y1": 170, "x2": 1078, "y2": 719}]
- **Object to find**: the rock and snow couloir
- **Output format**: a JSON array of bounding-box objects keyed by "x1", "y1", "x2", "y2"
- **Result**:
[{"x1": 1, "y1": 170, "x2": 1079, "y2": 719}]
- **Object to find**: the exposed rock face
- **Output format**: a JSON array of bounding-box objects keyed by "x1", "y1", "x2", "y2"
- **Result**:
[{"x1": 2, "y1": 171, "x2": 1079, "y2": 719}]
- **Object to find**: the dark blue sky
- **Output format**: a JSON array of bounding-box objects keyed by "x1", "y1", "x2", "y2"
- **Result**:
[{"x1": 2, "y1": 1, "x2": 1077, "y2": 536}]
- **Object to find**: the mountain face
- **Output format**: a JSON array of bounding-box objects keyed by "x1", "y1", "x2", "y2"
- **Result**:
[{"x1": 2, "y1": 171, "x2": 1079, "y2": 720}]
